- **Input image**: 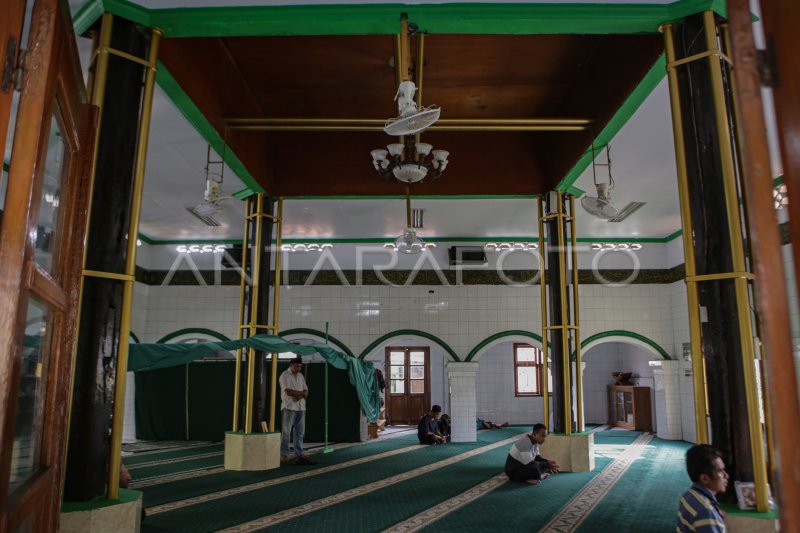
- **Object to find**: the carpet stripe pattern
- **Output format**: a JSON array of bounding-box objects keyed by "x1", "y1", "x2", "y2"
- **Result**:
[
  {"x1": 147, "y1": 443, "x2": 428, "y2": 515},
  {"x1": 134, "y1": 429, "x2": 692, "y2": 532},
  {"x1": 218, "y1": 433, "x2": 526, "y2": 532},
  {"x1": 540, "y1": 433, "x2": 653, "y2": 532}
]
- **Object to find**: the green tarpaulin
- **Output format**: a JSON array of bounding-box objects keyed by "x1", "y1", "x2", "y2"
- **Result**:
[{"x1": 129, "y1": 334, "x2": 380, "y2": 422}]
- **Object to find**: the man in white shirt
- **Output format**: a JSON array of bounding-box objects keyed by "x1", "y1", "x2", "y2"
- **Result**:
[
  {"x1": 504, "y1": 423, "x2": 560, "y2": 484},
  {"x1": 279, "y1": 357, "x2": 315, "y2": 465}
]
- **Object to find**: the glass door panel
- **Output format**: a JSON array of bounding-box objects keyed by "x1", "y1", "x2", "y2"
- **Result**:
[
  {"x1": 409, "y1": 350, "x2": 425, "y2": 395},
  {"x1": 9, "y1": 298, "x2": 52, "y2": 494},
  {"x1": 34, "y1": 110, "x2": 67, "y2": 275}
]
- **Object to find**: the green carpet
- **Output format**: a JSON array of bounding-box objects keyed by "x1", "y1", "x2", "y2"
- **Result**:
[
  {"x1": 140, "y1": 434, "x2": 423, "y2": 508},
  {"x1": 141, "y1": 430, "x2": 523, "y2": 532},
  {"x1": 575, "y1": 437, "x2": 691, "y2": 532},
  {"x1": 134, "y1": 429, "x2": 695, "y2": 533},
  {"x1": 123, "y1": 443, "x2": 223, "y2": 466},
  {"x1": 129, "y1": 455, "x2": 223, "y2": 480}
]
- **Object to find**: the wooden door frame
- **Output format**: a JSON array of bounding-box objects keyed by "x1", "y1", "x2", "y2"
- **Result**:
[
  {"x1": 0, "y1": 0, "x2": 94, "y2": 530},
  {"x1": 384, "y1": 346, "x2": 431, "y2": 425}
]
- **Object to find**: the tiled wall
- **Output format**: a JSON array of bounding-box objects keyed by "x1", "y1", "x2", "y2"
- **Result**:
[
  {"x1": 475, "y1": 341, "x2": 543, "y2": 425},
  {"x1": 582, "y1": 342, "x2": 657, "y2": 427},
  {"x1": 131, "y1": 280, "x2": 693, "y2": 440}
]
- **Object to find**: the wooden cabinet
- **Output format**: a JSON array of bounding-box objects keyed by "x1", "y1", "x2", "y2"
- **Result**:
[{"x1": 607, "y1": 385, "x2": 652, "y2": 432}]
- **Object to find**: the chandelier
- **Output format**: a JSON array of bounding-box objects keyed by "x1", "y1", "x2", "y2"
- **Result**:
[
  {"x1": 371, "y1": 138, "x2": 449, "y2": 183},
  {"x1": 370, "y1": 16, "x2": 449, "y2": 184}
]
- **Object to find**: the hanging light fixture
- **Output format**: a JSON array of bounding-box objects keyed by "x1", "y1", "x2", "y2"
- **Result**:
[
  {"x1": 384, "y1": 185, "x2": 436, "y2": 254},
  {"x1": 370, "y1": 17, "x2": 449, "y2": 184}
]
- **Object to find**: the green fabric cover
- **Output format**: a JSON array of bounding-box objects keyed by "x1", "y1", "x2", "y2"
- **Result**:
[
  {"x1": 269, "y1": 362, "x2": 362, "y2": 442},
  {"x1": 129, "y1": 334, "x2": 380, "y2": 422}
]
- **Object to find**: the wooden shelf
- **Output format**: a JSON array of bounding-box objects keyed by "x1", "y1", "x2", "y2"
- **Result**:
[{"x1": 607, "y1": 385, "x2": 652, "y2": 432}]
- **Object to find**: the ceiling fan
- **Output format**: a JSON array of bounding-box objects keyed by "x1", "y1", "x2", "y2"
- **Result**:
[{"x1": 186, "y1": 145, "x2": 233, "y2": 226}]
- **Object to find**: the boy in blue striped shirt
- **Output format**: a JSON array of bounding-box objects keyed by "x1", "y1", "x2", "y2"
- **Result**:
[{"x1": 677, "y1": 444, "x2": 729, "y2": 532}]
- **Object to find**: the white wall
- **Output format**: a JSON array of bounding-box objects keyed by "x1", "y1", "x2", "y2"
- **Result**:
[
  {"x1": 582, "y1": 342, "x2": 658, "y2": 427},
  {"x1": 475, "y1": 341, "x2": 543, "y2": 425}
]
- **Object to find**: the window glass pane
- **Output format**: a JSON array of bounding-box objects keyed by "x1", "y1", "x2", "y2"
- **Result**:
[
  {"x1": 390, "y1": 352, "x2": 404, "y2": 365},
  {"x1": 410, "y1": 365, "x2": 424, "y2": 379},
  {"x1": 35, "y1": 111, "x2": 67, "y2": 275},
  {"x1": 517, "y1": 366, "x2": 538, "y2": 394},
  {"x1": 516, "y1": 346, "x2": 538, "y2": 362},
  {"x1": 409, "y1": 351, "x2": 425, "y2": 365},
  {"x1": 410, "y1": 379, "x2": 425, "y2": 394},
  {"x1": 390, "y1": 365, "x2": 404, "y2": 379},
  {"x1": 10, "y1": 298, "x2": 52, "y2": 493},
  {"x1": 391, "y1": 379, "x2": 404, "y2": 394}
]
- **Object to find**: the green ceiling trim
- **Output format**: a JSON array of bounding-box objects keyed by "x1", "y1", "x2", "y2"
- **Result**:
[
  {"x1": 279, "y1": 328, "x2": 355, "y2": 358},
  {"x1": 664, "y1": 229, "x2": 683, "y2": 242},
  {"x1": 284, "y1": 194, "x2": 537, "y2": 201},
  {"x1": 154, "y1": 63, "x2": 263, "y2": 195},
  {"x1": 465, "y1": 330, "x2": 543, "y2": 362},
  {"x1": 773, "y1": 175, "x2": 784, "y2": 187},
  {"x1": 141, "y1": 238, "x2": 244, "y2": 245},
  {"x1": 556, "y1": 54, "x2": 667, "y2": 193},
  {"x1": 137, "y1": 233, "x2": 156, "y2": 245},
  {"x1": 74, "y1": 0, "x2": 725, "y2": 39},
  {"x1": 565, "y1": 185, "x2": 586, "y2": 197},
  {"x1": 358, "y1": 329, "x2": 460, "y2": 362},
  {"x1": 233, "y1": 188, "x2": 254, "y2": 200},
  {"x1": 578, "y1": 329, "x2": 671, "y2": 360}
]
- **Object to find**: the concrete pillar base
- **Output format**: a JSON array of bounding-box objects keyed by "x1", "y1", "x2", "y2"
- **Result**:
[
  {"x1": 224, "y1": 431, "x2": 281, "y2": 471},
  {"x1": 726, "y1": 513, "x2": 777, "y2": 532},
  {"x1": 61, "y1": 488, "x2": 142, "y2": 533},
  {"x1": 539, "y1": 432, "x2": 595, "y2": 472}
]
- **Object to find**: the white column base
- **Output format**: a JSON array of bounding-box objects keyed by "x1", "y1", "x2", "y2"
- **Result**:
[
  {"x1": 61, "y1": 489, "x2": 142, "y2": 533},
  {"x1": 539, "y1": 433, "x2": 595, "y2": 472},
  {"x1": 224, "y1": 431, "x2": 281, "y2": 471},
  {"x1": 446, "y1": 362, "x2": 479, "y2": 443}
]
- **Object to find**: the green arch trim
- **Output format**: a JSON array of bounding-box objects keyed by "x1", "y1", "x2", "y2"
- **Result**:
[
  {"x1": 156, "y1": 328, "x2": 231, "y2": 344},
  {"x1": 279, "y1": 328, "x2": 355, "y2": 358},
  {"x1": 465, "y1": 330, "x2": 543, "y2": 362},
  {"x1": 578, "y1": 330, "x2": 671, "y2": 360},
  {"x1": 358, "y1": 330, "x2": 460, "y2": 362},
  {"x1": 129, "y1": 332, "x2": 140, "y2": 343}
]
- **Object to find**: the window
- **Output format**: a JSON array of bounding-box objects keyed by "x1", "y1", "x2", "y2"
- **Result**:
[{"x1": 514, "y1": 343, "x2": 543, "y2": 396}]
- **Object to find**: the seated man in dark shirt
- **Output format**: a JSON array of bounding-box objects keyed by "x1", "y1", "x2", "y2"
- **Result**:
[{"x1": 417, "y1": 405, "x2": 447, "y2": 445}]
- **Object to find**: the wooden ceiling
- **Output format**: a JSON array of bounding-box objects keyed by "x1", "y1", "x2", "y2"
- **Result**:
[{"x1": 158, "y1": 31, "x2": 663, "y2": 196}]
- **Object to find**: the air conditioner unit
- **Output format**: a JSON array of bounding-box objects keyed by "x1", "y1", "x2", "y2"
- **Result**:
[{"x1": 448, "y1": 246, "x2": 487, "y2": 266}]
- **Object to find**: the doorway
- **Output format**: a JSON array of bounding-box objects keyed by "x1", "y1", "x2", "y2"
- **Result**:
[{"x1": 385, "y1": 347, "x2": 430, "y2": 425}]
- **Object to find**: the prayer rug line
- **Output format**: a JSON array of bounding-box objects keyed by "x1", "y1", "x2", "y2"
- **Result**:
[
  {"x1": 218, "y1": 433, "x2": 528, "y2": 533},
  {"x1": 126, "y1": 451, "x2": 223, "y2": 470},
  {"x1": 147, "y1": 443, "x2": 428, "y2": 515},
  {"x1": 539, "y1": 433, "x2": 654, "y2": 532}
]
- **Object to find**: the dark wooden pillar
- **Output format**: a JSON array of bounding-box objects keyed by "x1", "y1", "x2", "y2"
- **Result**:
[
  {"x1": 544, "y1": 192, "x2": 571, "y2": 434},
  {"x1": 64, "y1": 18, "x2": 146, "y2": 501},
  {"x1": 673, "y1": 12, "x2": 753, "y2": 498},
  {"x1": 254, "y1": 196, "x2": 275, "y2": 430}
]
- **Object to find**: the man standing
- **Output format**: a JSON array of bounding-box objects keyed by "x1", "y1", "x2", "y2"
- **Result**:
[
  {"x1": 417, "y1": 405, "x2": 447, "y2": 445},
  {"x1": 677, "y1": 445, "x2": 729, "y2": 532},
  {"x1": 279, "y1": 357, "x2": 316, "y2": 465},
  {"x1": 504, "y1": 423, "x2": 560, "y2": 484}
]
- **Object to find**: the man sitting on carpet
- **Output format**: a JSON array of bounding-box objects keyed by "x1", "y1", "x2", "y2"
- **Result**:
[
  {"x1": 417, "y1": 405, "x2": 447, "y2": 445},
  {"x1": 279, "y1": 357, "x2": 316, "y2": 465},
  {"x1": 504, "y1": 423, "x2": 560, "y2": 484},
  {"x1": 677, "y1": 444, "x2": 729, "y2": 532}
]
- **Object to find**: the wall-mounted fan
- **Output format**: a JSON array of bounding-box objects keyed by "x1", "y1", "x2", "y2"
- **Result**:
[
  {"x1": 384, "y1": 81, "x2": 441, "y2": 136},
  {"x1": 581, "y1": 144, "x2": 619, "y2": 220},
  {"x1": 186, "y1": 145, "x2": 233, "y2": 226}
]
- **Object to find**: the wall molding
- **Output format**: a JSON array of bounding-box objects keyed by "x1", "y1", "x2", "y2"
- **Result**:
[
  {"x1": 358, "y1": 329, "x2": 461, "y2": 362},
  {"x1": 279, "y1": 328, "x2": 355, "y2": 358},
  {"x1": 579, "y1": 330, "x2": 671, "y2": 360},
  {"x1": 465, "y1": 330, "x2": 543, "y2": 362},
  {"x1": 156, "y1": 328, "x2": 231, "y2": 344}
]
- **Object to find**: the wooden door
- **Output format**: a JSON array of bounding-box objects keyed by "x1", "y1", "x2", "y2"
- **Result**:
[
  {"x1": 385, "y1": 347, "x2": 430, "y2": 425},
  {"x1": 0, "y1": 0, "x2": 95, "y2": 530}
]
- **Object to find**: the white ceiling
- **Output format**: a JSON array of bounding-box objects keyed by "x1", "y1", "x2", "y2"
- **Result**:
[{"x1": 60, "y1": 0, "x2": 778, "y2": 244}]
